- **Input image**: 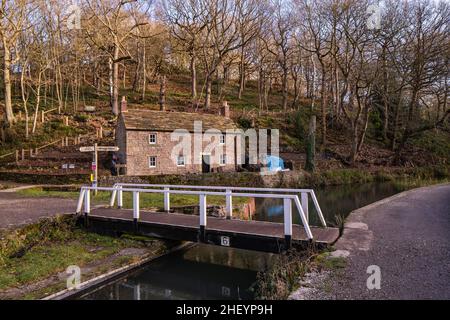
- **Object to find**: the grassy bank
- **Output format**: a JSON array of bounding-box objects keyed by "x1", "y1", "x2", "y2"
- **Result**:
[
  {"x1": 306, "y1": 165, "x2": 449, "y2": 187},
  {"x1": 254, "y1": 248, "x2": 315, "y2": 300},
  {"x1": 17, "y1": 187, "x2": 249, "y2": 209},
  {"x1": 0, "y1": 216, "x2": 172, "y2": 299},
  {"x1": 254, "y1": 248, "x2": 348, "y2": 300}
]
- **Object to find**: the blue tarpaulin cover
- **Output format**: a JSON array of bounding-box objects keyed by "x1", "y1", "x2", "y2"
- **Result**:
[{"x1": 265, "y1": 155, "x2": 284, "y2": 171}]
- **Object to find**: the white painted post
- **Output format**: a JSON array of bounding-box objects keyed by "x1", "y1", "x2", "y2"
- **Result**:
[
  {"x1": 283, "y1": 198, "x2": 292, "y2": 248},
  {"x1": 118, "y1": 186, "x2": 123, "y2": 209},
  {"x1": 293, "y1": 196, "x2": 314, "y2": 240},
  {"x1": 134, "y1": 284, "x2": 141, "y2": 300},
  {"x1": 76, "y1": 189, "x2": 86, "y2": 214},
  {"x1": 110, "y1": 185, "x2": 118, "y2": 207},
  {"x1": 301, "y1": 192, "x2": 309, "y2": 223},
  {"x1": 164, "y1": 187, "x2": 170, "y2": 212},
  {"x1": 310, "y1": 191, "x2": 327, "y2": 227},
  {"x1": 226, "y1": 189, "x2": 232, "y2": 219},
  {"x1": 199, "y1": 194, "x2": 207, "y2": 242},
  {"x1": 84, "y1": 189, "x2": 91, "y2": 215},
  {"x1": 133, "y1": 191, "x2": 140, "y2": 221}
]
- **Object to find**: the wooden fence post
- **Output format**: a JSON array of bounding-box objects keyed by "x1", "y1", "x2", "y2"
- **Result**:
[
  {"x1": 15, "y1": 150, "x2": 19, "y2": 163},
  {"x1": 41, "y1": 111, "x2": 45, "y2": 123},
  {"x1": 21, "y1": 149, "x2": 25, "y2": 161}
]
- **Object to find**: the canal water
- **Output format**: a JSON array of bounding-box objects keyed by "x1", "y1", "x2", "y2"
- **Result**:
[{"x1": 79, "y1": 181, "x2": 411, "y2": 300}]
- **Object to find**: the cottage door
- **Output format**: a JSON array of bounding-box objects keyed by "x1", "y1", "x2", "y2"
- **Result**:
[{"x1": 202, "y1": 155, "x2": 211, "y2": 173}]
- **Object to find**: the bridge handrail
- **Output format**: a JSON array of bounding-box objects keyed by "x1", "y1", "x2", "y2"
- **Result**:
[
  {"x1": 76, "y1": 185, "x2": 314, "y2": 243},
  {"x1": 109, "y1": 183, "x2": 327, "y2": 227}
]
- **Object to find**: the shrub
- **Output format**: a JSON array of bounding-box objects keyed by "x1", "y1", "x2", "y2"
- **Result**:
[
  {"x1": 237, "y1": 116, "x2": 252, "y2": 129},
  {"x1": 74, "y1": 114, "x2": 89, "y2": 123}
]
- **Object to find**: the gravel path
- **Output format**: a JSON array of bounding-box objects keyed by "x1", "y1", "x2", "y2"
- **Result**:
[
  {"x1": 309, "y1": 183, "x2": 450, "y2": 300},
  {"x1": 0, "y1": 191, "x2": 76, "y2": 230}
]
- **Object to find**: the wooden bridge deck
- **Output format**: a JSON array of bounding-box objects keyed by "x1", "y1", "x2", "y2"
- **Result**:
[{"x1": 81, "y1": 208, "x2": 340, "y2": 253}]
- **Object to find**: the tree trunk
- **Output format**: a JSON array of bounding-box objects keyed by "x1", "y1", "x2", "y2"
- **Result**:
[
  {"x1": 112, "y1": 45, "x2": 120, "y2": 115},
  {"x1": 320, "y1": 65, "x2": 328, "y2": 146},
  {"x1": 20, "y1": 63, "x2": 29, "y2": 139},
  {"x1": 142, "y1": 41, "x2": 147, "y2": 100},
  {"x1": 238, "y1": 46, "x2": 245, "y2": 99},
  {"x1": 282, "y1": 66, "x2": 288, "y2": 110},
  {"x1": 305, "y1": 115, "x2": 316, "y2": 172},
  {"x1": 205, "y1": 76, "x2": 212, "y2": 109},
  {"x1": 190, "y1": 54, "x2": 197, "y2": 99},
  {"x1": 159, "y1": 75, "x2": 166, "y2": 111},
  {"x1": 350, "y1": 124, "x2": 358, "y2": 164},
  {"x1": 291, "y1": 73, "x2": 299, "y2": 109},
  {"x1": 32, "y1": 73, "x2": 43, "y2": 134},
  {"x1": 2, "y1": 41, "x2": 14, "y2": 125}
]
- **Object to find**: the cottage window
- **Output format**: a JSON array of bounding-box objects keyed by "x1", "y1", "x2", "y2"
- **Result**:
[
  {"x1": 177, "y1": 155, "x2": 186, "y2": 167},
  {"x1": 220, "y1": 154, "x2": 227, "y2": 166},
  {"x1": 149, "y1": 133, "x2": 157, "y2": 144},
  {"x1": 149, "y1": 156, "x2": 157, "y2": 168},
  {"x1": 219, "y1": 134, "x2": 226, "y2": 144}
]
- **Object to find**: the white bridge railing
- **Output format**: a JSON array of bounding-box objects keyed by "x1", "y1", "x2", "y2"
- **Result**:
[
  {"x1": 76, "y1": 184, "x2": 327, "y2": 243},
  {"x1": 109, "y1": 183, "x2": 327, "y2": 227}
]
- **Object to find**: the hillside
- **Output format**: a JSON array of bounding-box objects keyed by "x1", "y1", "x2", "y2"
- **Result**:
[{"x1": 1, "y1": 73, "x2": 449, "y2": 179}]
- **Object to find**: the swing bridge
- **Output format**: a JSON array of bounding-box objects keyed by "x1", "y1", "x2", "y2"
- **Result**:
[{"x1": 75, "y1": 183, "x2": 340, "y2": 253}]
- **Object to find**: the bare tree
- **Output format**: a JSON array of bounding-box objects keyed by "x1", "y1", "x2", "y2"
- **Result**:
[
  {"x1": 84, "y1": 0, "x2": 152, "y2": 115},
  {"x1": 163, "y1": 0, "x2": 208, "y2": 101},
  {"x1": 0, "y1": 0, "x2": 29, "y2": 125}
]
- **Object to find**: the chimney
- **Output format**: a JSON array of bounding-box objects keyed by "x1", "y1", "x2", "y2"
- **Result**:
[
  {"x1": 221, "y1": 101, "x2": 230, "y2": 118},
  {"x1": 120, "y1": 96, "x2": 127, "y2": 113}
]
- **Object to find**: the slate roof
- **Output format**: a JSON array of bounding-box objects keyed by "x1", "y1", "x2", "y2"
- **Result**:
[{"x1": 121, "y1": 109, "x2": 238, "y2": 132}]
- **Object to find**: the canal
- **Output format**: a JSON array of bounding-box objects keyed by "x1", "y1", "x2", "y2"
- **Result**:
[{"x1": 78, "y1": 181, "x2": 412, "y2": 300}]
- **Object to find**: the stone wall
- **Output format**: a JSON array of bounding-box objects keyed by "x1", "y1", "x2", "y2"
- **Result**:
[
  {"x1": 124, "y1": 130, "x2": 237, "y2": 176},
  {"x1": 100, "y1": 171, "x2": 309, "y2": 189}
]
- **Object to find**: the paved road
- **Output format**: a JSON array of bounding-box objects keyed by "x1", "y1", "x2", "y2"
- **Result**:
[
  {"x1": 321, "y1": 183, "x2": 450, "y2": 300},
  {"x1": 0, "y1": 191, "x2": 76, "y2": 230}
]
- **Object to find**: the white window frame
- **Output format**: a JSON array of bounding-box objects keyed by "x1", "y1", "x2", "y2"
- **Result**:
[
  {"x1": 219, "y1": 134, "x2": 226, "y2": 145},
  {"x1": 177, "y1": 155, "x2": 186, "y2": 167},
  {"x1": 149, "y1": 156, "x2": 157, "y2": 168},
  {"x1": 220, "y1": 154, "x2": 227, "y2": 166},
  {"x1": 149, "y1": 133, "x2": 157, "y2": 145}
]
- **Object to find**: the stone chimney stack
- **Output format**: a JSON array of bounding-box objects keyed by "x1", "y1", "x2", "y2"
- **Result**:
[
  {"x1": 221, "y1": 101, "x2": 230, "y2": 118},
  {"x1": 120, "y1": 96, "x2": 127, "y2": 113}
]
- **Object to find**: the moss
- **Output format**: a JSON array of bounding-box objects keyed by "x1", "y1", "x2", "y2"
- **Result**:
[{"x1": 314, "y1": 252, "x2": 347, "y2": 270}]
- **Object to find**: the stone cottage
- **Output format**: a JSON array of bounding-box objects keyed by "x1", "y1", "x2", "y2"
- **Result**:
[{"x1": 116, "y1": 105, "x2": 240, "y2": 176}]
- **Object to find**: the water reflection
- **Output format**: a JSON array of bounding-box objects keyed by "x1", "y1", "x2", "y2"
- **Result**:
[
  {"x1": 80, "y1": 245, "x2": 275, "y2": 300},
  {"x1": 255, "y1": 181, "x2": 408, "y2": 226}
]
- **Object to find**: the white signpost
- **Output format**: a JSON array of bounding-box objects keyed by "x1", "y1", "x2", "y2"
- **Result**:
[{"x1": 80, "y1": 144, "x2": 119, "y2": 194}]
